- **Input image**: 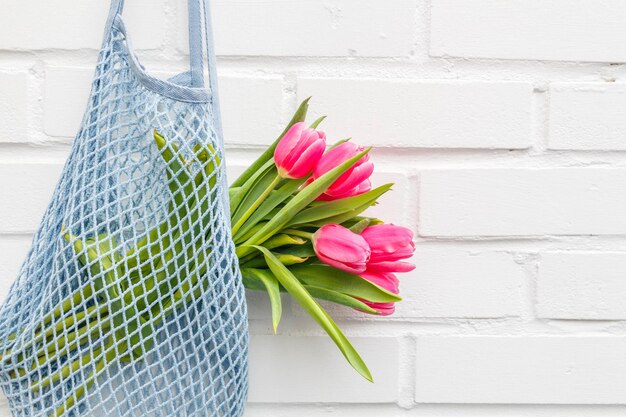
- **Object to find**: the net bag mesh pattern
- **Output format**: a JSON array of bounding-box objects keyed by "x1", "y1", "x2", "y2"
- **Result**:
[{"x1": 0, "y1": 1, "x2": 249, "y2": 416}]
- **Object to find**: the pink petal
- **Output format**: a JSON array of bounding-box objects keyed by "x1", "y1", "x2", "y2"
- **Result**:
[
  {"x1": 313, "y1": 224, "x2": 371, "y2": 273},
  {"x1": 286, "y1": 137, "x2": 326, "y2": 178},
  {"x1": 313, "y1": 142, "x2": 360, "y2": 177},
  {"x1": 360, "y1": 271, "x2": 400, "y2": 293},
  {"x1": 274, "y1": 122, "x2": 305, "y2": 167},
  {"x1": 362, "y1": 224, "x2": 415, "y2": 262},
  {"x1": 367, "y1": 261, "x2": 416, "y2": 273},
  {"x1": 327, "y1": 161, "x2": 374, "y2": 196}
]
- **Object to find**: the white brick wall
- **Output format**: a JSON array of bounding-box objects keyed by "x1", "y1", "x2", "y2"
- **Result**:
[
  {"x1": 3, "y1": 0, "x2": 626, "y2": 415},
  {"x1": 548, "y1": 83, "x2": 626, "y2": 150},
  {"x1": 430, "y1": 0, "x2": 626, "y2": 62},
  {"x1": 537, "y1": 252, "x2": 626, "y2": 320},
  {"x1": 297, "y1": 78, "x2": 533, "y2": 149}
]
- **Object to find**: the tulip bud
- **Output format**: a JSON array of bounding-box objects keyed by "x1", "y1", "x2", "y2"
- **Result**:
[
  {"x1": 361, "y1": 224, "x2": 415, "y2": 273},
  {"x1": 274, "y1": 122, "x2": 326, "y2": 179},
  {"x1": 312, "y1": 142, "x2": 374, "y2": 201},
  {"x1": 312, "y1": 224, "x2": 370, "y2": 274}
]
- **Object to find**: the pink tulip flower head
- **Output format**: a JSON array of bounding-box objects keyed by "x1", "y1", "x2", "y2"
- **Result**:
[
  {"x1": 312, "y1": 224, "x2": 371, "y2": 274},
  {"x1": 274, "y1": 122, "x2": 326, "y2": 179},
  {"x1": 312, "y1": 142, "x2": 374, "y2": 201},
  {"x1": 361, "y1": 224, "x2": 415, "y2": 273},
  {"x1": 358, "y1": 271, "x2": 400, "y2": 316}
]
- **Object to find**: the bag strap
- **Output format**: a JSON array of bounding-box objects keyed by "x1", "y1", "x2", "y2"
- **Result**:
[{"x1": 104, "y1": 0, "x2": 218, "y2": 90}]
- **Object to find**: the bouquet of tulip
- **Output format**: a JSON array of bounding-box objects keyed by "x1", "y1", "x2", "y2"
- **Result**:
[
  {"x1": 232, "y1": 98, "x2": 415, "y2": 380},
  {"x1": 2, "y1": 98, "x2": 414, "y2": 416}
]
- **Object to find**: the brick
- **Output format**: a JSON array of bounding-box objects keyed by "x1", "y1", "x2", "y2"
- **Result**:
[
  {"x1": 243, "y1": 405, "x2": 405, "y2": 417},
  {"x1": 397, "y1": 249, "x2": 523, "y2": 318},
  {"x1": 0, "y1": 0, "x2": 166, "y2": 50},
  {"x1": 0, "y1": 236, "x2": 32, "y2": 304},
  {"x1": 248, "y1": 335, "x2": 398, "y2": 403},
  {"x1": 415, "y1": 336, "x2": 626, "y2": 404},
  {"x1": 430, "y1": 0, "x2": 626, "y2": 62},
  {"x1": 225, "y1": 162, "x2": 247, "y2": 187},
  {"x1": 243, "y1": 404, "x2": 626, "y2": 417},
  {"x1": 548, "y1": 83, "x2": 626, "y2": 150},
  {"x1": 537, "y1": 252, "x2": 626, "y2": 320},
  {"x1": 298, "y1": 78, "x2": 532, "y2": 149},
  {"x1": 43, "y1": 67, "x2": 94, "y2": 138},
  {"x1": 419, "y1": 169, "x2": 626, "y2": 237},
  {"x1": 219, "y1": 76, "x2": 285, "y2": 146},
  {"x1": 178, "y1": 0, "x2": 417, "y2": 57},
  {"x1": 0, "y1": 71, "x2": 29, "y2": 143},
  {"x1": 44, "y1": 67, "x2": 284, "y2": 142},
  {"x1": 0, "y1": 397, "x2": 7, "y2": 417},
  {"x1": 0, "y1": 163, "x2": 63, "y2": 233}
]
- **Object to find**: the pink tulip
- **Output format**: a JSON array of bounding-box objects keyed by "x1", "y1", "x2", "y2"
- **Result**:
[
  {"x1": 363, "y1": 301, "x2": 396, "y2": 316},
  {"x1": 312, "y1": 224, "x2": 370, "y2": 274},
  {"x1": 357, "y1": 271, "x2": 400, "y2": 316},
  {"x1": 312, "y1": 142, "x2": 374, "y2": 201},
  {"x1": 274, "y1": 122, "x2": 326, "y2": 179},
  {"x1": 361, "y1": 224, "x2": 415, "y2": 273},
  {"x1": 360, "y1": 270, "x2": 400, "y2": 294}
]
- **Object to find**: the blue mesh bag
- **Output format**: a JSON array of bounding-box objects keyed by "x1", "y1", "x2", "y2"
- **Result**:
[{"x1": 0, "y1": 0, "x2": 249, "y2": 416}]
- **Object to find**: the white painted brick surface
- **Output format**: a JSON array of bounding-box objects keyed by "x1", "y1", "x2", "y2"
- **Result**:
[
  {"x1": 398, "y1": 249, "x2": 523, "y2": 318},
  {"x1": 4, "y1": 0, "x2": 626, "y2": 415},
  {"x1": 0, "y1": 236, "x2": 31, "y2": 304},
  {"x1": 0, "y1": 0, "x2": 167, "y2": 51},
  {"x1": 249, "y1": 336, "x2": 398, "y2": 403},
  {"x1": 415, "y1": 337, "x2": 626, "y2": 404},
  {"x1": 178, "y1": 0, "x2": 418, "y2": 57},
  {"x1": 0, "y1": 71, "x2": 29, "y2": 143},
  {"x1": 219, "y1": 75, "x2": 285, "y2": 145},
  {"x1": 430, "y1": 0, "x2": 626, "y2": 62},
  {"x1": 420, "y1": 169, "x2": 626, "y2": 237},
  {"x1": 367, "y1": 169, "x2": 413, "y2": 226},
  {"x1": 548, "y1": 83, "x2": 626, "y2": 150},
  {"x1": 537, "y1": 252, "x2": 626, "y2": 320},
  {"x1": 298, "y1": 78, "x2": 532, "y2": 149},
  {"x1": 0, "y1": 163, "x2": 63, "y2": 233},
  {"x1": 43, "y1": 67, "x2": 94, "y2": 138}
]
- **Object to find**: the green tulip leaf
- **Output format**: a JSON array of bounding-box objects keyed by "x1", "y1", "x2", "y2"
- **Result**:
[
  {"x1": 233, "y1": 177, "x2": 307, "y2": 241},
  {"x1": 309, "y1": 115, "x2": 327, "y2": 129},
  {"x1": 328, "y1": 138, "x2": 352, "y2": 150},
  {"x1": 348, "y1": 218, "x2": 372, "y2": 234},
  {"x1": 230, "y1": 159, "x2": 275, "y2": 217},
  {"x1": 290, "y1": 264, "x2": 401, "y2": 303},
  {"x1": 309, "y1": 201, "x2": 382, "y2": 228},
  {"x1": 245, "y1": 268, "x2": 283, "y2": 333},
  {"x1": 240, "y1": 268, "x2": 268, "y2": 291},
  {"x1": 274, "y1": 242, "x2": 316, "y2": 258},
  {"x1": 287, "y1": 184, "x2": 392, "y2": 227},
  {"x1": 304, "y1": 285, "x2": 379, "y2": 315},
  {"x1": 262, "y1": 234, "x2": 307, "y2": 250},
  {"x1": 247, "y1": 245, "x2": 373, "y2": 382}
]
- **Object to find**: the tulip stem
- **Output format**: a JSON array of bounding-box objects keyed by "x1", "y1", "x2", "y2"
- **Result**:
[
  {"x1": 281, "y1": 229, "x2": 313, "y2": 240},
  {"x1": 231, "y1": 174, "x2": 282, "y2": 236}
]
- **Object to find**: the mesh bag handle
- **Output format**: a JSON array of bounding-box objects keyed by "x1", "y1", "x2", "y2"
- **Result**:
[
  {"x1": 103, "y1": 0, "x2": 224, "y2": 132},
  {"x1": 104, "y1": 0, "x2": 212, "y2": 85}
]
